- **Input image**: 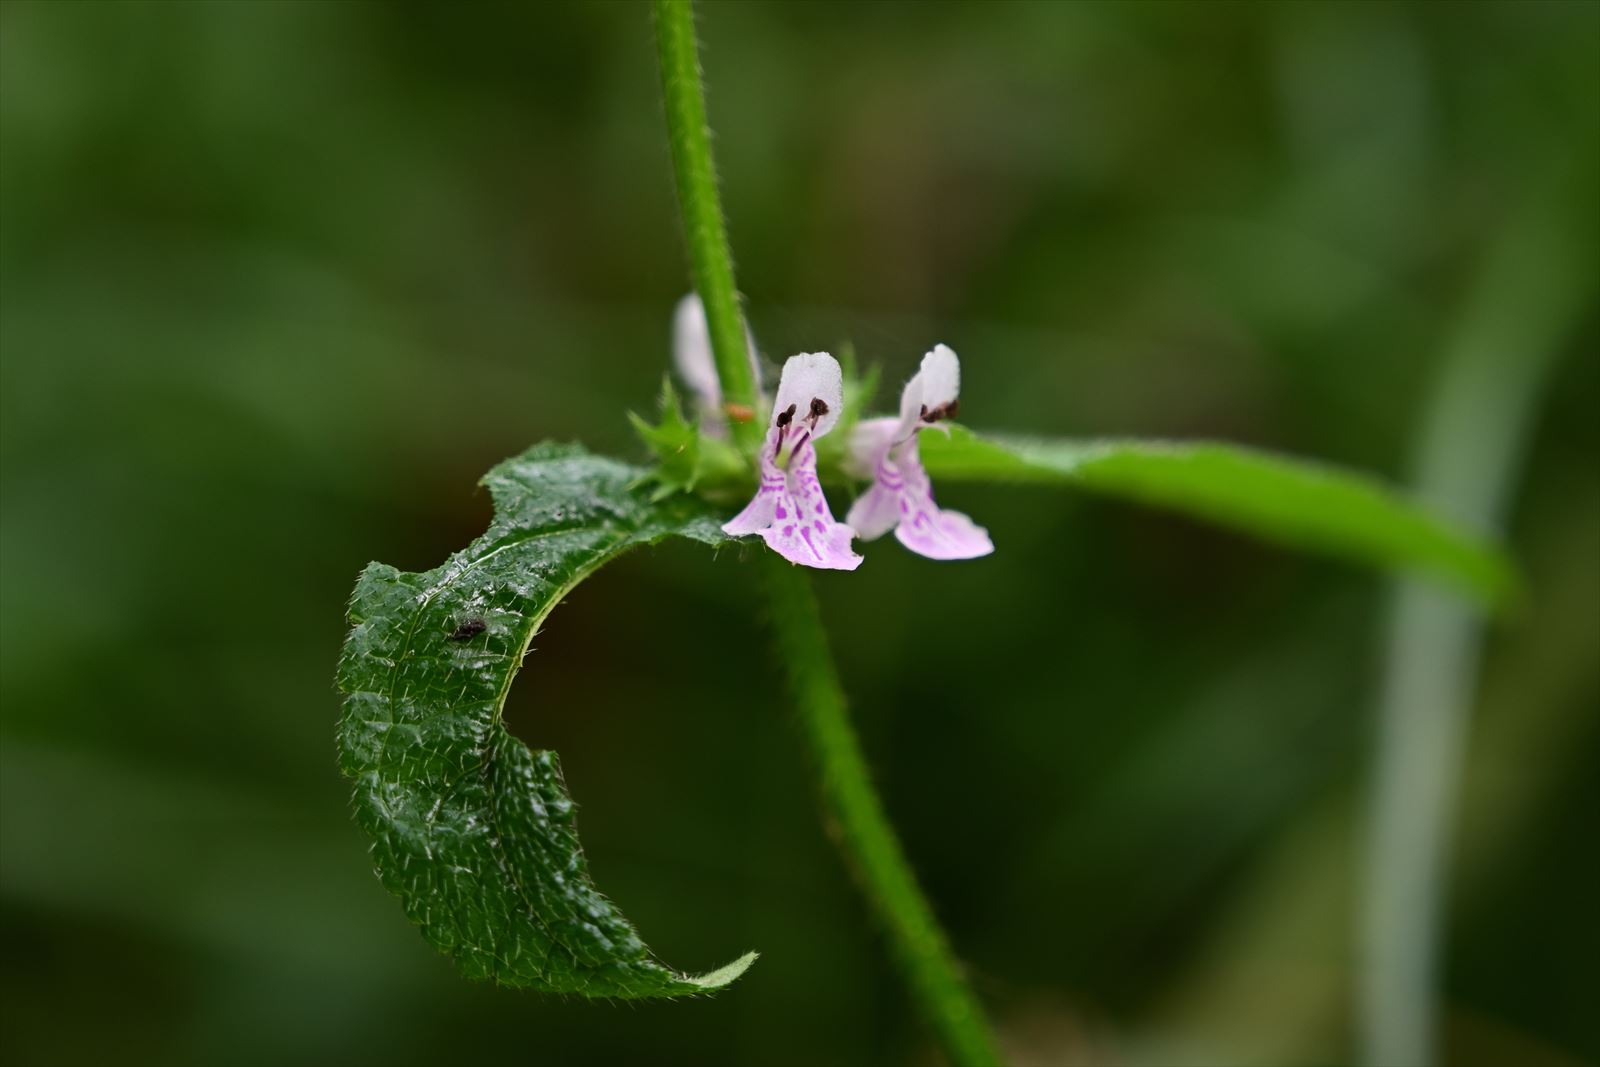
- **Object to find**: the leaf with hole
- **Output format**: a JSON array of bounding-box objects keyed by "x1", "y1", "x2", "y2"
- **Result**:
[{"x1": 336, "y1": 442, "x2": 754, "y2": 997}]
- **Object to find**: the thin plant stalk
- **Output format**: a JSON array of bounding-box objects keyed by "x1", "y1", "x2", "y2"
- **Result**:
[
  {"x1": 654, "y1": 0, "x2": 761, "y2": 455},
  {"x1": 762, "y1": 558, "x2": 1002, "y2": 1067},
  {"x1": 652, "y1": 3, "x2": 1001, "y2": 1062}
]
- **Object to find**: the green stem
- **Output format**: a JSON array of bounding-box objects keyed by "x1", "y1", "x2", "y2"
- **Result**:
[
  {"x1": 652, "y1": 6, "x2": 1000, "y2": 1061},
  {"x1": 761, "y1": 559, "x2": 1001, "y2": 1067},
  {"x1": 653, "y1": 0, "x2": 761, "y2": 455}
]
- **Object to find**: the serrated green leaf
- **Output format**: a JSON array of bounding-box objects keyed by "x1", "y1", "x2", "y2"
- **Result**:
[
  {"x1": 336, "y1": 442, "x2": 754, "y2": 997},
  {"x1": 920, "y1": 426, "x2": 1515, "y2": 610}
]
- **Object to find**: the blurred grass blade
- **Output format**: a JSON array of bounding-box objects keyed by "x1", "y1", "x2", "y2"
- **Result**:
[
  {"x1": 920, "y1": 427, "x2": 1514, "y2": 609},
  {"x1": 336, "y1": 443, "x2": 754, "y2": 997},
  {"x1": 1361, "y1": 159, "x2": 1598, "y2": 1067}
]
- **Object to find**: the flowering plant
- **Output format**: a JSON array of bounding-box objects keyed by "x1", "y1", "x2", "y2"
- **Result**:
[{"x1": 335, "y1": 3, "x2": 1512, "y2": 1063}]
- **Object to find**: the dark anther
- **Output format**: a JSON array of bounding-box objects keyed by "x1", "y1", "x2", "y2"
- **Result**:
[
  {"x1": 919, "y1": 404, "x2": 928, "y2": 418},
  {"x1": 809, "y1": 397, "x2": 830, "y2": 420},
  {"x1": 775, "y1": 403, "x2": 796, "y2": 428},
  {"x1": 921, "y1": 400, "x2": 957, "y2": 423},
  {"x1": 450, "y1": 617, "x2": 487, "y2": 641},
  {"x1": 946, "y1": 399, "x2": 959, "y2": 419}
]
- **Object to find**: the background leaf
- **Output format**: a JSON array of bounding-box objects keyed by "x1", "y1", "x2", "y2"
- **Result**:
[
  {"x1": 920, "y1": 427, "x2": 1514, "y2": 609},
  {"x1": 335, "y1": 442, "x2": 754, "y2": 997}
]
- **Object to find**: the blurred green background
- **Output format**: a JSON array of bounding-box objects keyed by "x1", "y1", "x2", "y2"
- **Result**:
[{"x1": 2, "y1": 2, "x2": 1596, "y2": 1065}]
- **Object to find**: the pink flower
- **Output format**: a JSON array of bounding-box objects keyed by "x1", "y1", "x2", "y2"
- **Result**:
[
  {"x1": 673, "y1": 294, "x2": 760, "y2": 434},
  {"x1": 846, "y1": 345, "x2": 993, "y2": 560},
  {"x1": 722, "y1": 353, "x2": 863, "y2": 571}
]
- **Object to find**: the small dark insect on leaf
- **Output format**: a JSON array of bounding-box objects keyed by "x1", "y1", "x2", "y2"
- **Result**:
[{"x1": 449, "y1": 617, "x2": 487, "y2": 641}]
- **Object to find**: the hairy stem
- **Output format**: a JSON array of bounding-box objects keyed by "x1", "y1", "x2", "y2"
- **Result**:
[
  {"x1": 761, "y1": 558, "x2": 1001, "y2": 1067},
  {"x1": 653, "y1": 0, "x2": 761, "y2": 455},
  {"x1": 653, "y1": 6, "x2": 1000, "y2": 1060}
]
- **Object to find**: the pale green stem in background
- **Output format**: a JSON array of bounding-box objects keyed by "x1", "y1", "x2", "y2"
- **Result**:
[
  {"x1": 653, "y1": 0, "x2": 761, "y2": 456},
  {"x1": 652, "y1": 4, "x2": 1002, "y2": 1062},
  {"x1": 1359, "y1": 162, "x2": 1595, "y2": 1067},
  {"x1": 761, "y1": 558, "x2": 1002, "y2": 1067}
]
